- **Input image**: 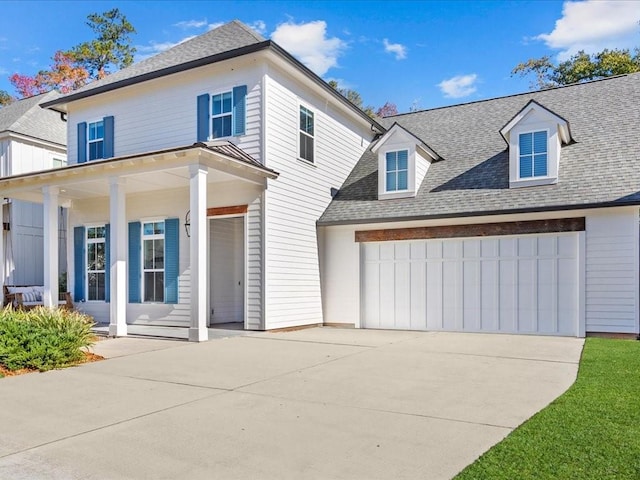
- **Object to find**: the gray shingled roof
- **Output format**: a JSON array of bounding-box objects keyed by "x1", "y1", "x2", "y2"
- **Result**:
[
  {"x1": 0, "y1": 91, "x2": 65, "y2": 145},
  {"x1": 43, "y1": 21, "x2": 265, "y2": 106},
  {"x1": 319, "y1": 73, "x2": 640, "y2": 225}
]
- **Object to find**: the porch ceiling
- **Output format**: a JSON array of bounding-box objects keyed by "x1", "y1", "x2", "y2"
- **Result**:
[{"x1": 0, "y1": 143, "x2": 278, "y2": 204}]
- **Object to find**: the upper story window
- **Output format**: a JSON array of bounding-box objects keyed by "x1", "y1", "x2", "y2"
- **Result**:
[
  {"x1": 299, "y1": 106, "x2": 315, "y2": 163},
  {"x1": 86, "y1": 226, "x2": 106, "y2": 301},
  {"x1": 77, "y1": 116, "x2": 114, "y2": 164},
  {"x1": 142, "y1": 221, "x2": 165, "y2": 303},
  {"x1": 212, "y1": 91, "x2": 233, "y2": 138},
  {"x1": 519, "y1": 131, "x2": 548, "y2": 178},
  {"x1": 385, "y1": 150, "x2": 409, "y2": 191},
  {"x1": 196, "y1": 85, "x2": 247, "y2": 142},
  {"x1": 88, "y1": 120, "x2": 104, "y2": 161}
]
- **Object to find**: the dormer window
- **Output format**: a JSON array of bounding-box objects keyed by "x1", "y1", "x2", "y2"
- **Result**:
[
  {"x1": 371, "y1": 123, "x2": 441, "y2": 200},
  {"x1": 519, "y1": 131, "x2": 547, "y2": 178},
  {"x1": 500, "y1": 100, "x2": 572, "y2": 188},
  {"x1": 385, "y1": 150, "x2": 408, "y2": 191}
]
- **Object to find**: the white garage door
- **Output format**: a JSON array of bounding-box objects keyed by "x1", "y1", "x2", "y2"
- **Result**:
[{"x1": 361, "y1": 233, "x2": 580, "y2": 336}]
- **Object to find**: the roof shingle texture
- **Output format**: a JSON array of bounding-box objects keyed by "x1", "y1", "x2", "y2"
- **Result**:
[
  {"x1": 62, "y1": 20, "x2": 264, "y2": 98},
  {"x1": 0, "y1": 91, "x2": 65, "y2": 145},
  {"x1": 320, "y1": 73, "x2": 640, "y2": 225}
]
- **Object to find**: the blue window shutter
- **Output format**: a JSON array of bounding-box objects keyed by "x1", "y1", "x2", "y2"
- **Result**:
[
  {"x1": 164, "y1": 218, "x2": 179, "y2": 304},
  {"x1": 103, "y1": 116, "x2": 114, "y2": 158},
  {"x1": 73, "y1": 226, "x2": 86, "y2": 301},
  {"x1": 77, "y1": 122, "x2": 87, "y2": 164},
  {"x1": 128, "y1": 222, "x2": 141, "y2": 303},
  {"x1": 233, "y1": 85, "x2": 247, "y2": 136},
  {"x1": 105, "y1": 224, "x2": 110, "y2": 303},
  {"x1": 197, "y1": 94, "x2": 210, "y2": 142}
]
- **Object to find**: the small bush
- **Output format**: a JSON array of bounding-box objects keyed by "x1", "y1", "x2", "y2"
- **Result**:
[{"x1": 0, "y1": 307, "x2": 96, "y2": 372}]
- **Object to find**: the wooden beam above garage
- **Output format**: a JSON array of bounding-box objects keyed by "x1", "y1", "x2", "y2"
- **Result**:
[{"x1": 355, "y1": 217, "x2": 586, "y2": 242}]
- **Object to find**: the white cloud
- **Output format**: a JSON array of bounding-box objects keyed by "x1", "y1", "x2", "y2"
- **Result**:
[
  {"x1": 383, "y1": 38, "x2": 407, "y2": 60},
  {"x1": 174, "y1": 19, "x2": 207, "y2": 29},
  {"x1": 248, "y1": 20, "x2": 267, "y2": 35},
  {"x1": 437, "y1": 74, "x2": 479, "y2": 98},
  {"x1": 135, "y1": 35, "x2": 196, "y2": 61},
  {"x1": 271, "y1": 20, "x2": 346, "y2": 76},
  {"x1": 535, "y1": 0, "x2": 640, "y2": 60}
]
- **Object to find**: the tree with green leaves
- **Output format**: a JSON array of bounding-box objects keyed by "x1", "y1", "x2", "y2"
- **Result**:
[
  {"x1": 0, "y1": 90, "x2": 14, "y2": 107},
  {"x1": 328, "y1": 80, "x2": 376, "y2": 118},
  {"x1": 68, "y1": 8, "x2": 136, "y2": 80},
  {"x1": 513, "y1": 48, "x2": 640, "y2": 90}
]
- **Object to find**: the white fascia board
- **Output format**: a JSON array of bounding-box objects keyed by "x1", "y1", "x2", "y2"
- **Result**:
[{"x1": 371, "y1": 123, "x2": 440, "y2": 161}]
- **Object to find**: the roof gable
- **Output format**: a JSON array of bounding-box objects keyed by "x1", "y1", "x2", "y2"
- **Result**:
[
  {"x1": 371, "y1": 123, "x2": 441, "y2": 161},
  {"x1": 500, "y1": 99, "x2": 572, "y2": 145},
  {"x1": 0, "y1": 91, "x2": 65, "y2": 145}
]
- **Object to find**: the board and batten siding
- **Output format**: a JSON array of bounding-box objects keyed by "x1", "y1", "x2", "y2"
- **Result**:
[
  {"x1": 585, "y1": 209, "x2": 640, "y2": 334},
  {"x1": 66, "y1": 60, "x2": 263, "y2": 164},
  {"x1": 262, "y1": 71, "x2": 374, "y2": 329},
  {"x1": 4, "y1": 139, "x2": 66, "y2": 175}
]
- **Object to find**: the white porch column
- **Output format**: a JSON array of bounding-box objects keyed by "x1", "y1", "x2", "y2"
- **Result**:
[
  {"x1": 109, "y1": 177, "x2": 127, "y2": 337},
  {"x1": 43, "y1": 186, "x2": 59, "y2": 307},
  {"x1": 189, "y1": 164, "x2": 208, "y2": 342},
  {"x1": 0, "y1": 197, "x2": 4, "y2": 306}
]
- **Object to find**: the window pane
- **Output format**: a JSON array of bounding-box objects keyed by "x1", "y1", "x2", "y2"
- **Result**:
[
  {"x1": 212, "y1": 95, "x2": 222, "y2": 115},
  {"x1": 222, "y1": 92, "x2": 232, "y2": 113},
  {"x1": 154, "y1": 222, "x2": 165, "y2": 235},
  {"x1": 519, "y1": 133, "x2": 532, "y2": 155},
  {"x1": 223, "y1": 115, "x2": 232, "y2": 137},
  {"x1": 95, "y1": 242, "x2": 105, "y2": 270},
  {"x1": 300, "y1": 133, "x2": 314, "y2": 162},
  {"x1": 387, "y1": 172, "x2": 396, "y2": 191},
  {"x1": 386, "y1": 152, "x2": 396, "y2": 172},
  {"x1": 96, "y1": 273, "x2": 105, "y2": 301},
  {"x1": 154, "y1": 239, "x2": 165, "y2": 269},
  {"x1": 89, "y1": 140, "x2": 103, "y2": 160},
  {"x1": 88, "y1": 273, "x2": 97, "y2": 300},
  {"x1": 144, "y1": 272, "x2": 155, "y2": 302},
  {"x1": 397, "y1": 155, "x2": 408, "y2": 171},
  {"x1": 534, "y1": 154, "x2": 547, "y2": 176},
  {"x1": 397, "y1": 170, "x2": 408, "y2": 190},
  {"x1": 520, "y1": 155, "x2": 533, "y2": 178},
  {"x1": 144, "y1": 240, "x2": 154, "y2": 269},
  {"x1": 143, "y1": 223, "x2": 154, "y2": 235},
  {"x1": 88, "y1": 227, "x2": 96, "y2": 239},
  {"x1": 533, "y1": 131, "x2": 547, "y2": 153},
  {"x1": 155, "y1": 272, "x2": 164, "y2": 303},
  {"x1": 88, "y1": 243, "x2": 96, "y2": 270},
  {"x1": 96, "y1": 227, "x2": 105, "y2": 238}
]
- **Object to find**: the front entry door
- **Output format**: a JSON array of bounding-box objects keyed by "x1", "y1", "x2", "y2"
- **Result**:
[{"x1": 209, "y1": 217, "x2": 244, "y2": 325}]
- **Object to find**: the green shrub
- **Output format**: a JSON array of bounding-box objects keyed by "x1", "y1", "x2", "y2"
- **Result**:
[{"x1": 0, "y1": 307, "x2": 96, "y2": 372}]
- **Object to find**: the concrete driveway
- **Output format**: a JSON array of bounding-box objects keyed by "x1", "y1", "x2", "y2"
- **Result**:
[{"x1": 0, "y1": 328, "x2": 583, "y2": 480}]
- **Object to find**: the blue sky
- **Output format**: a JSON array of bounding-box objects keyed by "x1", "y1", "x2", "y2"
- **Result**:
[{"x1": 1, "y1": 0, "x2": 638, "y2": 112}]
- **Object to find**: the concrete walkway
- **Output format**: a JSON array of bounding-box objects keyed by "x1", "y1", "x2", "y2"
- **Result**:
[{"x1": 0, "y1": 328, "x2": 584, "y2": 480}]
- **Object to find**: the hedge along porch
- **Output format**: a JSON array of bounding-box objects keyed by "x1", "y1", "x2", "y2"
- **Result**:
[{"x1": 0, "y1": 143, "x2": 278, "y2": 341}]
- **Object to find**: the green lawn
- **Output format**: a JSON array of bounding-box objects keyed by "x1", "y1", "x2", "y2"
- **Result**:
[{"x1": 455, "y1": 338, "x2": 640, "y2": 480}]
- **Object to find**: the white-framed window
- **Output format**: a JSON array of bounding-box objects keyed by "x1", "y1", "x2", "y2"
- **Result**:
[
  {"x1": 385, "y1": 150, "x2": 409, "y2": 191},
  {"x1": 88, "y1": 120, "x2": 104, "y2": 161},
  {"x1": 519, "y1": 131, "x2": 548, "y2": 178},
  {"x1": 86, "y1": 226, "x2": 106, "y2": 301},
  {"x1": 299, "y1": 105, "x2": 315, "y2": 162},
  {"x1": 52, "y1": 157, "x2": 67, "y2": 169},
  {"x1": 142, "y1": 221, "x2": 165, "y2": 303},
  {"x1": 211, "y1": 91, "x2": 233, "y2": 138}
]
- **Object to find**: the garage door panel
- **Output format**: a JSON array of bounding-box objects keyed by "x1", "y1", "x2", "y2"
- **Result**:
[
  {"x1": 410, "y1": 261, "x2": 426, "y2": 330},
  {"x1": 362, "y1": 233, "x2": 579, "y2": 336},
  {"x1": 379, "y1": 262, "x2": 395, "y2": 329}
]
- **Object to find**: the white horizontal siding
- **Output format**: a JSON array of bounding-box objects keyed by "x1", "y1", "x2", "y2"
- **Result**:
[
  {"x1": 67, "y1": 60, "x2": 263, "y2": 164},
  {"x1": 263, "y1": 70, "x2": 374, "y2": 329},
  {"x1": 585, "y1": 210, "x2": 639, "y2": 333}
]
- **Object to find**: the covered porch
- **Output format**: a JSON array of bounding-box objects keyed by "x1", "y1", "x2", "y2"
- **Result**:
[{"x1": 0, "y1": 141, "x2": 277, "y2": 341}]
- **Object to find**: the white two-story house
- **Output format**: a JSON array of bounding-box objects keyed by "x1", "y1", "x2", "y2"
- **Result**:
[
  {"x1": 0, "y1": 21, "x2": 381, "y2": 341},
  {"x1": 0, "y1": 91, "x2": 67, "y2": 286}
]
